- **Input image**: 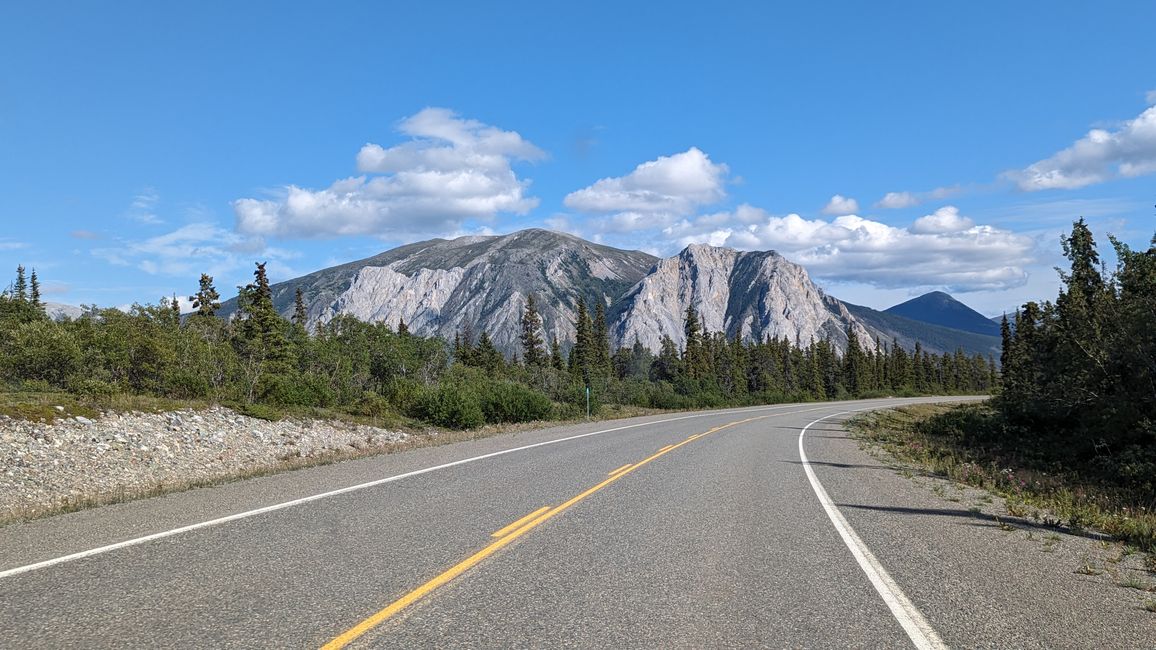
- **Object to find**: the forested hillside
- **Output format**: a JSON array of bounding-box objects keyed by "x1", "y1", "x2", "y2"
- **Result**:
[{"x1": 0, "y1": 263, "x2": 994, "y2": 430}]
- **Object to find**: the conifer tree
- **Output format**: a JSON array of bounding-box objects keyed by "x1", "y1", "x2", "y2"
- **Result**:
[
  {"x1": 191, "y1": 273, "x2": 221, "y2": 318},
  {"x1": 682, "y1": 304, "x2": 703, "y2": 379},
  {"x1": 592, "y1": 301, "x2": 611, "y2": 376},
  {"x1": 570, "y1": 297, "x2": 593, "y2": 382},
  {"x1": 520, "y1": 293, "x2": 545, "y2": 367},
  {"x1": 14, "y1": 265, "x2": 27, "y2": 302},
  {"x1": 474, "y1": 331, "x2": 504, "y2": 373},
  {"x1": 550, "y1": 335, "x2": 564, "y2": 371},
  {"x1": 29, "y1": 269, "x2": 42, "y2": 312},
  {"x1": 292, "y1": 287, "x2": 308, "y2": 328}
]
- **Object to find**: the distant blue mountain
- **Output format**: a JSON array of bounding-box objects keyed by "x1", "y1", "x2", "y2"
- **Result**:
[{"x1": 884, "y1": 291, "x2": 1001, "y2": 337}]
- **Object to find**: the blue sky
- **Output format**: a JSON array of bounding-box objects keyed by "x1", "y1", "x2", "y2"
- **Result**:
[{"x1": 2, "y1": 2, "x2": 1154, "y2": 317}]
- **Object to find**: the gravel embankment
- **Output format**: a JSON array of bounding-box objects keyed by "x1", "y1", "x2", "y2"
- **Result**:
[{"x1": 0, "y1": 407, "x2": 408, "y2": 522}]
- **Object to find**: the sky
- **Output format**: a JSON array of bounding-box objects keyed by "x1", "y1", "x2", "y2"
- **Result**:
[{"x1": 1, "y1": 2, "x2": 1154, "y2": 317}]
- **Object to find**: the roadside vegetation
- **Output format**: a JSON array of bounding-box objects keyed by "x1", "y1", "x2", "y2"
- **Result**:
[
  {"x1": 0, "y1": 264, "x2": 992, "y2": 431},
  {"x1": 851, "y1": 218, "x2": 1156, "y2": 556}
]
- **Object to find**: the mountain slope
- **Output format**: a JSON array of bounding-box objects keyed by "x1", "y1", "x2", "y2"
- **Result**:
[
  {"x1": 610, "y1": 244, "x2": 874, "y2": 353},
  {"x1": 220, "y1": 229, "x2": 658, "y2": 354},
  {"x1": 884, "y1": 291, "x2": 1000, "y2": 337},
  {"x1": 846, "y1": 302, "x2": 1001, "y2": 357}
]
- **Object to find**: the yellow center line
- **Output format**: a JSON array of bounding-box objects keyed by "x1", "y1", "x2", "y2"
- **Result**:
[
  {"x1": 491, "y1": 506, "x2": 551, "y2": 539},
  {"x1": 321, "y1": 414, "x2": 770, "y2": 649},
  {"x1": 607, "y1": 463, "x2": 632, "y2": 476}
]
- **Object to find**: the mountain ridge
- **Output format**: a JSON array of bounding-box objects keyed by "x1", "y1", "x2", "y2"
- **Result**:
[{"x1": 221, "y1": 229, "x2": 999, "y2": 358}]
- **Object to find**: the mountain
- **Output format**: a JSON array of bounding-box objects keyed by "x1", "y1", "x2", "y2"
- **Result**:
[
  {"x1": 884, "y1": 291, "x2": 1001, "y2": 337},
  {"x1": 44, "y1": 302, "x2": 85, "y2": 321},
  {"x1": 221, "y1": 230, "x2": 997, "y2": 358},
  {"x1": 846, "y1": 302, "x2": 1002, "y2": 358},
  {"x1": 610, "y1": 244, "x2": 874, "y2": 353},
  {"x1": 219, "y1": 229, "x2": 658, "y2": 354}
]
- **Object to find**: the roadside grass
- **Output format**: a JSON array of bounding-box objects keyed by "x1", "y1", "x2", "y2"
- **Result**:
[{"x1": 847, "y1": 403, "x2": 1156, "y2": 557}]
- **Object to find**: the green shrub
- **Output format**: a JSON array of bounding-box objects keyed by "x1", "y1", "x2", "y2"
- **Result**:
[
  {"x1": 477, "y1": 381, "x2": 554, "y2": 423},
  {"x1": 259, "y1": 372, "x2": 335, "y2": 407},
  {"x1": 65, "y1": 375, "x2": 119, "y2": 398},
  {"x1": 3, "y1": 320, "x2": 81, "y2": 386},
  {"x1": 411, "y1": 384, "x2": 485, "y2": 429}
]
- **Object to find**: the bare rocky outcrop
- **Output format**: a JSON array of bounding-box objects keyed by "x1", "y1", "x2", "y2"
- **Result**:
[
  {"x1": 220, "y1": 229, "x2": 658, "y2": 356},
  {"x1": 611, "y1": 244, "x2": 875, "y2": 353}
]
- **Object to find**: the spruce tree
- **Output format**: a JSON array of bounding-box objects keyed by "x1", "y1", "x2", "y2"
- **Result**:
[
  {"x1": 592, "y1": 301, "x2": 611, "y2": 376},
  {"x1": 29, "y1": 269, "x2": 42, "y2": 311},
  {"x1": 520, "y1": 293, "x2": 545, "y2": 367},
  {"x1": 292, "y1": 287, "x2": 308, "y2": 328},
  {"x1": 683, "y1": 304, "x2": 703, "y2": 379},
  {"x1": 191, "y1": 273, "x2": 221, "y2": 318},
  {"x1": 14, "y1": 265, "x2": 27, "y2": 302},
  {"x1": 550, "y1": 335, "x2": 564, "y2": 371},
  {"x1": 570, "y1": 297, "x2": 593, "y2": 382}
]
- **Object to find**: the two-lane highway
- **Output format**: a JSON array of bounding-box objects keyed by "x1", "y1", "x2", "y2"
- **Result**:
[{"x1": 1, "y1": 397, "x2": 1150, "y2": 648}]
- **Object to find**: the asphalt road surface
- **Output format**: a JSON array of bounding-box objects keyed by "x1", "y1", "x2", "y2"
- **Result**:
[{"x1": 1, "y1": 397, "x2": 1152, "y2": 648}]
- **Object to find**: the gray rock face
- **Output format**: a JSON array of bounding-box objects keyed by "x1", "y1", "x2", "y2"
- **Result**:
[
  {"x1": 611, "y1": 244, "x2": 875, "y2": 353},
  {"x1": 218, "y1": 230, "x2": 924, "y2": 357},
  {"x1": 219, "y1": 229, "x2": 659, "y2": 355}
]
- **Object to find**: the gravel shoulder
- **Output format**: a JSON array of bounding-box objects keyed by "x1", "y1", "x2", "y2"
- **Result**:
[{"x1": 0, "y1": 406, "x2": 408, "y2": 523}]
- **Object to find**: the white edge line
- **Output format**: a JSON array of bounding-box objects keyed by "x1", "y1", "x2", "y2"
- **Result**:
[
  {"x1": 1, "y1": 400, "x2": 848, "y2": 580},
  {"x1": 798, "y1": 407, "x2": 948, "y2": 650}
]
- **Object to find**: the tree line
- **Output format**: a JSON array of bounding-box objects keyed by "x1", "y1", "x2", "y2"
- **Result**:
[
  {"x1": 0, "y1": 262, "x2": 994, "y2": 429},
  {"x1": 998, "y1": 218, "x2": 1156, "y2": 478}
]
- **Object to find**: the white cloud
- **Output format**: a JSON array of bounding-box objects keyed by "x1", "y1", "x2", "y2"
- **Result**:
[
  {"x1": 93, "y1": 223, "x2": 298, "y2": 285},
  {"x1": 126, "y1": 189, "x2": 162, "y2": 224},
  {"x1": 665, "y1": 204, "x2": 1035, "y2": 292},
  {"x1": 822, "y1": 194, "x2": 859, "y2": 215},
  {"x1": 563, "y1": 147, "x2": 728, "y2": 232},
  {"x1": 1005, "y1": 100, "x2": 1156, "y2": 191},
  {"x1": 0, "y1": 240, "x2": 27, "y2": 251},
  {"x1": 910, "y1": 206, "x2": 975, "y2": 234},
  {"x1": 234, "y1": 108, "x2": 543, "y2": 239},
  {"x1": 874, "y1": 185, "x2": 962, "y2": 209},
  {"x1": 875, "y1": 191, "x2": 919, "y2": 209}
]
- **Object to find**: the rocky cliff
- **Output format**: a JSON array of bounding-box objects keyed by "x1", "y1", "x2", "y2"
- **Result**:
[
  {"x1": 220, "y1": 229, "x2": 658, "y2": 355},
  {"x1": 611, "y1": 244, "x2": 874, "y2": 353}
]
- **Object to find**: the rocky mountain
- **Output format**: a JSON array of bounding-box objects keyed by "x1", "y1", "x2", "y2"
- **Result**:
[
  {"x1": 219, "y1": 229, "x2": 658, "y2": 354},
  {"x1": 44, "y1": 302, "x2": 85, "y2": 321},
  {"x1": 610, "y1": 244, "x2": 874, "y2": 352},
  {"x1": 221, "y1": 229, "x2": 999, "y2": 358},
  {"x1": 884, "y1": 291, "x2": 1001, "y2": 337}
]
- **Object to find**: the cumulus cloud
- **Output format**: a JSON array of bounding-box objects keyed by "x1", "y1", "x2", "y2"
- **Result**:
[
  {"x1": 663, "y1": 205, "x2": 1034, "y2": 292},
  {"x1": 1005, "y1": 100, "x2": 1156, "y2": 191},
  {"x1": 822, "y1": 194, "x2": 859, "y2": 215},
  {"x1": 910, "y1": 206, "x2": 975, "y2": 234},
  {"x1": 875, "y1": 191, "x2": 919, "y2": 209},
  {"x1": 563, "y1": 147, "x2": 728, "y2": 232},
  {"x1": 234, "y1": 108, "x2": 543, "y2": 239}
]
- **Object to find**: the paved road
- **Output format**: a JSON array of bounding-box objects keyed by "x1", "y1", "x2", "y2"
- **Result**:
[{"x1": 0, "y1": 397, "x2": 1151, "y2": 648}]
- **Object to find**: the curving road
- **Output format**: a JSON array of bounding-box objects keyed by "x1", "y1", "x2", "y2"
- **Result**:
[{"x1": 0, "y1": 397, "x2": 1151, "y2": 649}]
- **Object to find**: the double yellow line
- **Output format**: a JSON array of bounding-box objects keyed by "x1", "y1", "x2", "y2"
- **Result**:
[{"x1": 322, "y1": 415, "x2": 768, "y2": 649}]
